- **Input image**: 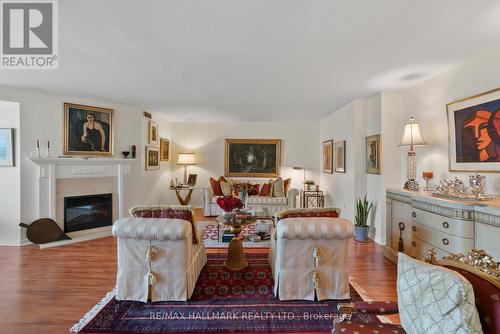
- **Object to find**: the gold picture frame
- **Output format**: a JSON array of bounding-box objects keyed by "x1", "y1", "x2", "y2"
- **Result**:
[
  {"x1": 322, "y1": 140, "x2": 333, "y2": 174},
  {"x1": 334, "y1": 140, "x2": 346, "y2": 173},
  {"x1": 446, "y1": 87, "x2": 500, "y2": 172},
  {"x1": 224, "y1": 139, "x2": 281, "y2": 177},
  {"x1": 366, "y1": 134, "x2": 381, "y2": 174},
  {"x1": 63, "y1": 103, "x2": 113, "y2": 156},
  {"x1": 148, "y1": 120, "x2": 158, "y2": 145},
  {"x1": 145, "y1": 146, "x2": 160, "y2": 170},
  {"x1": 160, "y1": 138, "x2": 169, "y2": 161}
]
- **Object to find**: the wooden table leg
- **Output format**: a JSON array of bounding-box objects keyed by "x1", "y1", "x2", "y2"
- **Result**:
[{"x1": 175, "y1": 188, "x2": 194, "y2": 205}]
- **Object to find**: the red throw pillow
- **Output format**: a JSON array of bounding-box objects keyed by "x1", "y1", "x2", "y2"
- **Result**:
[
  {"x1": 281, "y1": 210, "x2": 339, "y2": 219},
  {"x1": 259, "y1": 183, "x2": 272, "y2": 196},
  {"x1": 248, "y1": 184, "x2": 260, "y2": 196},
  {"x1": 283, "y1": 178, "x2": 291, "y2": 194},
  {"x1": 210, "y1": 176, "x2": 226, "y2": 196}
]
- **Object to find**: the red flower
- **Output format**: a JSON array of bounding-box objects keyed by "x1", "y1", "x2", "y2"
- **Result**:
[{"x1": 216, "y1": 196, "x2": 243, "y2": 212}]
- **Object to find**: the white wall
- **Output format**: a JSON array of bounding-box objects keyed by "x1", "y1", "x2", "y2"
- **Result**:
[
  {"x1": 366, "y1": 94, "x2": 382, "y2": 240},
  {"x1": 170, "y1": 121, "x2": 320, "y2": 206},
  {"x1": 319, "y1": 99, "x2": 367, "y2": 221},
  {"x1": 387, "y1": 47, "x2": 500, "y2": 194},
  {"x1": 0, "y1": 85, "x2": 172, "y2": 245},
  {"x1": 0, "y1": 101, "x2": 21, "y2": 245}
]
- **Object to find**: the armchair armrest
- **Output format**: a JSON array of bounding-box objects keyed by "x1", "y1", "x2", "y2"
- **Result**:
[
  {"x1": 286, "y1": 188, "x2": 298, "y2": 208},
  {"x1": 338, "y1": 301, "x2": 399, "y2": 315}
]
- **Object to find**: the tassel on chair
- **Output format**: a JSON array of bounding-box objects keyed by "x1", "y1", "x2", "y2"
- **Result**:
[
  {"x1": 148, "y1": 271, "x2": 158, "y2": 286},
  {"x1": 145, "y1": 245, "x2": 159, "y2": 261}
]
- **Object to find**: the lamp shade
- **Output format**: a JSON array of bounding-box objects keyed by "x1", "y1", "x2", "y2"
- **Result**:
[
  {"x1": 177, "y1": 153, "x2": 196, "y2": 165},
  {"x1": 398, "y1": 118, "x2": 427, "y2": 147}
]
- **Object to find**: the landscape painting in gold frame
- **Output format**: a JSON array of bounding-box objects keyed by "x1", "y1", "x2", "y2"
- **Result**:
[{"x1": 225, "y1": 139, "x2": 281, "y2": 177}]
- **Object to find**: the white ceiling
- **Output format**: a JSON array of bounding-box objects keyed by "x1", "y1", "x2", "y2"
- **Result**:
[{"x1": 2, "y1": 0, "x2": 500, "y2": 122}]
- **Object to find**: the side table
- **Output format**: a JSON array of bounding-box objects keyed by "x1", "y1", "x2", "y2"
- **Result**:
[
  {"x1": 302, "y1": 190, "x2": 325, "y2": 208},
  {"x1": 170, "y1": 186, "x2": 197, "y2": 205}
]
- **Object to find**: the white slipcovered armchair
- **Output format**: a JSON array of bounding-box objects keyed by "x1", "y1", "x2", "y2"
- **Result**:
[
  {"x1": 112, "y1": 210, "x2": 206, "y2": 302},
  {"x1": 203, "y1": 186, "x2": 298, "y2": 217},
  {"x1": 269, "y1": 210, "x2": 354, "y2": 301}
]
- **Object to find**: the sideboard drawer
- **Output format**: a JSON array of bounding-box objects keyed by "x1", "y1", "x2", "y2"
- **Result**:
[
  {"x1": 410, "y1": 237, "x2": 449, "y2": 261},
  {"x1": 412, "y1": 208, "x2": 473, "y2": 238},
  {"x1": 411, "y1": 222, "x2": 474, "y2": 254}
]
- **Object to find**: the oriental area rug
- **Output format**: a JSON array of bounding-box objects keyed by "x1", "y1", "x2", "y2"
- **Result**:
[{"x1": 72, "y1": 253, "x2": 378, "y2": 333}]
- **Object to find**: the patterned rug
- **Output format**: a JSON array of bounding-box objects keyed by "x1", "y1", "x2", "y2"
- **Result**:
[
  {"x1": 200, "y1": 221, "x2": 271, "y2": 248},
  {"x1": 72, "y1": 254, "x2": 378, "y2": 333}
]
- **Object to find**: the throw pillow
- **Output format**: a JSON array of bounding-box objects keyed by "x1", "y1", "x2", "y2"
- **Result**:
[
  {"x1": 247, "y1": 183, "x2": 260, "y2": 196},
  {"x1": 397, "y1": 253, "x2": 482, "y2": 334},
  {"x1": 210, "y1": 176, "x2": 225, "y2": 196},
  {"x1": 259, "y1": 183, "x2": 272, "y2": 196},
  {"x1": 272, "y1": 177, "x2": 285, "y2": 197},
  {"x1": 220, "y1": 180, "x2": 232, "y2": 196},
  {"x1": 283, "y1": 178, "x2": 291, "y2": 195}
]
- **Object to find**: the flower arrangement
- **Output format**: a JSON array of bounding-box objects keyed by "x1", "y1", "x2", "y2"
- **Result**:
[{"x1": 216, "y1": 196, "x2": 244, "y2": 212}]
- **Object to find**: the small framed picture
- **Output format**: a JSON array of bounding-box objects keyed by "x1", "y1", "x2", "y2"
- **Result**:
[
  {"x1": 0, "y1": 128, "x2": 14, "y2": 166},
  {"x1": 322, "y1": 140, "x2": 333, "y2": 174},
  {"x1": 148, "y1": 120, "x2": 158, "y2": 145},
  {"x1": 334, "y1": 140, "x2": 346, "y2": 173},
  {"x1": 145, "y1": 146, "x2": 160, "y2": 170},
  {"x1": 188, "y1": 174, "x2": 198, "y2": 186},
  {"x1": 160, "y1": 138, "x2": 169, "y2": 161},
  {"x1": 366, "y1": 134, "x2": 381, "y2": 174}
]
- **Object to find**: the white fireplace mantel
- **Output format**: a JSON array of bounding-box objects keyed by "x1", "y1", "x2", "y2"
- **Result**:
[{"x1": 30, "y1": 157, "x2": 138, "y2": 223}]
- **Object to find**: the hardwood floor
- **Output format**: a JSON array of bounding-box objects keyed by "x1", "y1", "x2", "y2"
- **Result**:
[{"x1": 0, "y1": 235, "x2": 397, "y2": 334}]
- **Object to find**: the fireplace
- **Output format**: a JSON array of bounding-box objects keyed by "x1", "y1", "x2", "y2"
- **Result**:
[{"x1": 64, "y1": 193, "x2": 113, "y2": 233}]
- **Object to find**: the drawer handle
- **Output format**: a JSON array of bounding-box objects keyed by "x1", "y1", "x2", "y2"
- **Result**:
[
  {"x1": 442, "y1": 221, "x2": 449, "y2": 229},
  {"x1": 411, "y1": 241, "x2": 416, "y2": 247},
  {"x1": 442, "y1": 238, "x2": 449, "y2": 245},
  {"x1": 412, "y1": 226, "x2": 417, "y2": 232},
  {"x1": 398, "y1": 222, "x2": 405, "y2": 231},
  {"x1": 412, "y1": 212, "x2": 416, "y2": 218}
]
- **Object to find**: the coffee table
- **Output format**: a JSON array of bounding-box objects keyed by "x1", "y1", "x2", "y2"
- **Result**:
[{"x1": 216, "y1": 215, "x2": 257, "y2": 271}]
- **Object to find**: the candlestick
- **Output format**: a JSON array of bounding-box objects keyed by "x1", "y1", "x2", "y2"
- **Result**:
[
  {"x1": 47, "y1": 140, "x2": 50, "y2": 149},
  {"x1": 36, "y1": 140, "x2": 39, "y2": 149}
]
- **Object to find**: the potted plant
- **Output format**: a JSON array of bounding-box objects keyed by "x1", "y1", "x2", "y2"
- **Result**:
[{"x1": 354, "y1": 195, "x2": 373, "y2": 242}]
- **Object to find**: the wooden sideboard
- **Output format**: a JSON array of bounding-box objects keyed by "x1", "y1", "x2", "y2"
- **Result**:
[{"x1": 384, "y1": 188, "x2": 500, "y2": 263}]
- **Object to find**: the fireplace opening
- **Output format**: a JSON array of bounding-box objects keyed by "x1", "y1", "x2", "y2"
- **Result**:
[{"x1": 64, "y1": 193, "x2": 112, "y2": 233}]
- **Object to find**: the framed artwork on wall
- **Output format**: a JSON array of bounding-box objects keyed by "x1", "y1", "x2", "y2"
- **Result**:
[
  {"x1": 322, "y1": 140, "x2": 333, "y2": 174},
  {"x1": 334, "y1": 140, "x2": 346, "y2": 173},
  {"x1": 366, "y1": 134, "x2": 381, "y2": 174},
  {"x1": 63, "y1": 103, "x2": 113, "y2": 156},
  {"x1": 447, "y1": 87, "x2": 500, "y2": 172},
  {"x1": 188, "y1": 173, "x2": 198, "y2": 186},
  {"x1": 224, "y1": 139, "x2": 281, "y2": 177},
  {"x1": 160, "y1": 138, "x2": 169, "y2": 161},
  {"x1": 148, "y1": 120, "x2": 158, "y2": 145},
  {"x1": 0, "y1": 128, "x2": 14, "y2": 166},
  {"x1": 145, "y1": 146, "x2": 160, "y2": 170}
]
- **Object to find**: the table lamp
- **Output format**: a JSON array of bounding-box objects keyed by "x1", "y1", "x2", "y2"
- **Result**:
[
  {"x1": 398, "y1": 117, "x2": 427, "y2": 190},
  {"x1": 177, "y1": 153, "x2": 196, "y2": 185}
]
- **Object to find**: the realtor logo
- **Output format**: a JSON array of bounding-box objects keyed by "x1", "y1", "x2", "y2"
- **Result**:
[{"x1": 1, "y1": 0, "x2": 58, "y2": 69}]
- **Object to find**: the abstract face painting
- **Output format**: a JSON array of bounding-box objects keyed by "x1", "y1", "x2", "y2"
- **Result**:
[{"x1": 447, "y1": 88, "x2": 500, "y2": 171}]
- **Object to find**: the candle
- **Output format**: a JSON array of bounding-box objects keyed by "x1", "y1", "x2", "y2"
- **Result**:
[
  {"x1": 36, "y1": 140, "x2": 39, "y2": 149},
  {"x1": 423, "y1": 172, "x2": 433, "y2": 179}
]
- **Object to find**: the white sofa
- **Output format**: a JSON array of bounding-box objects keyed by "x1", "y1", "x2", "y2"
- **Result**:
[
  {"x1": 112, "y1": 216, "x2": 207, "y2": 302},
  {"x1": 203, "y1": 186, "x2": 298, "y2": 217},
  {"x1": 269, "y1": 214, "x2": 354, "y2": 301}
]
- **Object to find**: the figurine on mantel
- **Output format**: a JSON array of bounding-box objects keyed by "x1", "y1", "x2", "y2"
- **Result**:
[{"x1": 434, "y1": 173, "x2": 491, "y2": 200}]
